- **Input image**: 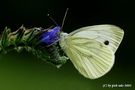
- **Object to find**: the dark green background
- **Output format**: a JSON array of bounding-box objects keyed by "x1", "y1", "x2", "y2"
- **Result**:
[{"x1": 0, "y1": 0, "x2": 134, "y2": 90}]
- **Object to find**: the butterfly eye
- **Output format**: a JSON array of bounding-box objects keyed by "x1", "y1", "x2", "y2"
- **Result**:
[{"x1": 104, "y1": 40, "x2": 109, "y2": 45}]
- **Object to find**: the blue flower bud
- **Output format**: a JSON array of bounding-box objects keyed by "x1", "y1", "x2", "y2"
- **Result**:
[{"x1": 40, "y1": 26, "x2": 61, "y2": 45}]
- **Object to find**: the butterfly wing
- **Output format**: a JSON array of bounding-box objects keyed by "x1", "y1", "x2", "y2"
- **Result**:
[
  {"x1": 69, "y1": 25, "x2": 124, "y2": 53},
  {"x1": 60, "y1": 25, "x2": 124, "y2": 79}
]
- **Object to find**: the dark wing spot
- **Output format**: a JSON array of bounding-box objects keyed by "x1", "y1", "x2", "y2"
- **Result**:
[{"x1": 104, "y1": 40, "x2": 109, "y2": 45}]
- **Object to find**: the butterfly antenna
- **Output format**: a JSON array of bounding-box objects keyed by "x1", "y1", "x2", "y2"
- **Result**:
[
  {"x1": 60, "y1": 8, "x2": 69, "y2": 31},
  {"x1": 47, "y1": 13, "x2": 58, "y2": 26}
]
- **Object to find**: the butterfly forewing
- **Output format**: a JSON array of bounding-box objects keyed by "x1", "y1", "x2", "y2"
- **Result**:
[{"x1": 69, "y1": 25, "x2": 124, "y2": 53}]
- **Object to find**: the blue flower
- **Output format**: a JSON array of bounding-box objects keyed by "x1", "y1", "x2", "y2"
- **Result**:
[{"x1": 40, "y1": 26, "x2": 61, "y2": 46}]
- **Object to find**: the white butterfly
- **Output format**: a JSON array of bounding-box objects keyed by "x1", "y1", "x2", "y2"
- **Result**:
[{"x1": 59, "y1": 24, "x2": 124, "y2": 79}]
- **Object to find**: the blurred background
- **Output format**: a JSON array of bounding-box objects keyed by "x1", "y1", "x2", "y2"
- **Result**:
[{"x1": 0, "y1": 0, "x2": 134, "y2": 90}]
